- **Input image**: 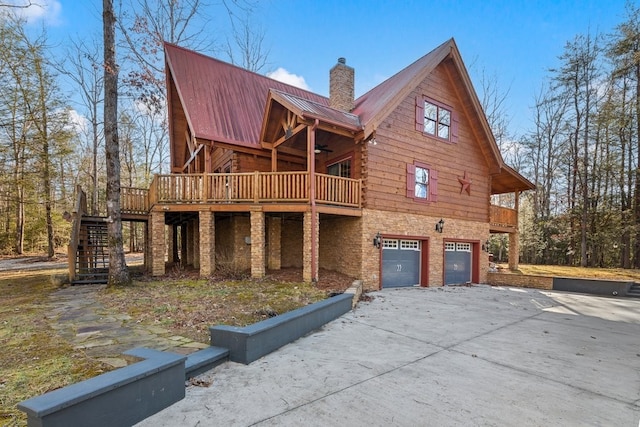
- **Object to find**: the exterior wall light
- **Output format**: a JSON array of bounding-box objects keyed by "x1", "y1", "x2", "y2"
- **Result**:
[
  {"x1": 373, "y1": 232, "x2": 382, "y2": 248},
  {"x1": 435, "y1": 219, "x2": 444, "y2": 233}
]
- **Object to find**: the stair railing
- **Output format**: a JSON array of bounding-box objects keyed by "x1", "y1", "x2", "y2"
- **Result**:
[{"x1": 68, "y1": 185, "x2": 88, "y2": 283}]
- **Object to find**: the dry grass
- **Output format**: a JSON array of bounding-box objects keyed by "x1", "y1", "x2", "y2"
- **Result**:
[
  {"x1": 97, "y1": 270, "x2": 334, "y2": 344},
  {"x1": 0, "y1": 268, "x2": 111, "y2": 427},
  {"x1": 498, "y1": 264, "x2": 640, "y2": 281},
  {"x1": 0, "y1": 266, "x2": 353, "y2": 426}
]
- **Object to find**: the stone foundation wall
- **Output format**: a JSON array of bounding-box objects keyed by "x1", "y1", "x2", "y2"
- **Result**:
[
  {"x1": 486, "y1": 272, "x2": 553, "y2": 290},
  {"x1": 281, "y1": 216, "x2": 303, "y2": 268},
  {"x1": 360, "y1": 209, "x2": 490, "y2": 290},
  {"x1": 319, "y1": 216, "x2": 362, "y2": 278},
  {"x1": 215, "y1": 214, "x2": 251, "y2": 272}
]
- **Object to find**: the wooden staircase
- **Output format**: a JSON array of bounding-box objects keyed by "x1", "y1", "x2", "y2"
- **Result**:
[
  {"x1": 72, "y1": 217, "x2": 109, "y2": 284},
  {"x1": 68, "y1": 187, "x2": 109, "y2": 285}
]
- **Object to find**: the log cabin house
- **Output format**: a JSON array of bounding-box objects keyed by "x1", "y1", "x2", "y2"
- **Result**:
[{"x1": 70, "y1": 38, "x2": 533, "y2": 288}]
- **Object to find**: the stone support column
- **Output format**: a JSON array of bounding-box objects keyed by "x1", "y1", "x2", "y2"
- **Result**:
[
  {"x1": 150, "y1": 211, "x2": 165, "y2": 276},
  {"x1": 508, "y1": 232, "x2": 519, "y2": 271},
  {"x1": 250, "y1": 207, "x2": 265, "y2": 278},
  {"x1": 144, "y1": 221, "x2": 150, "y2": 273},
  {"x1": 303, "y1": 211, "x2": 319, "y2": 282},
  {"x1": 199, "y1": 211, "x2": 216, "y2": 276},
  {"x1": 267, "y1": 216, "x2": 282, "y2": 270}
]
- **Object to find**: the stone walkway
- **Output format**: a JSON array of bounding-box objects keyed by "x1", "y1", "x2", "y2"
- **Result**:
[{"x1": 47, "y1": 284, "x2": 208, "y2": 368}]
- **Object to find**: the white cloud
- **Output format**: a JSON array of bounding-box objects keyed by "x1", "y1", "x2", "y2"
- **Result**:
[
  {"x1": 4, "y1": 0, "x2": 62, "y2": 26},
  {"x1": 266, "y1": 67, "x2": 310, "y2": 91},
  {"x1": 67, "y1": 109, "x2": 88, "y2": 135}
]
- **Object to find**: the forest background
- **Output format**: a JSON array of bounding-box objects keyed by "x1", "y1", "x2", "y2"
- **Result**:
[{"x1": 2, "y1": 0, "x2": 640, "y2": 270}]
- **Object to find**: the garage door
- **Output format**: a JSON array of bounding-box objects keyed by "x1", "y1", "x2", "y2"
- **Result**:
[
  {"x1": 444, "y1": 242, "x2": 472, "y2": 285},
  {"x1": 382, "y1": 239, "x2": 420, "y2": 288}
]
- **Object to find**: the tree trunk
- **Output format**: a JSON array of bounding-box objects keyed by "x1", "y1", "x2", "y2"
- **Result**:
[
  {"x1": 104, "y1": 0, "x2": 130, "y2": 286},
  {"x1": 14, "y1": 186, "x2": 24, "y2": 254},
  {"x1": 634, "y1": 59, "x2": 640, "y2": 268},
  {"x1": 34, "y1": 57, "x2": 55, "y2": 259}
]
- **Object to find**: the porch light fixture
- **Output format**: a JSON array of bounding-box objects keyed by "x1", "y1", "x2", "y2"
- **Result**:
[
  {"x1": 482, "y1": 240, "x2": 490, "y2": 252},
  {"x1": 435, "y1": 218, "x2": 444, "y2": 233},
  {"x1": 373, "y1": 232, "x2": 382, "y2": 248},
  {"x1": 314, "y1": 147, "x2": 321, "y2": 154},
  {"x1": 368, "y1": 130, "x2": 377, "y2": 146}
]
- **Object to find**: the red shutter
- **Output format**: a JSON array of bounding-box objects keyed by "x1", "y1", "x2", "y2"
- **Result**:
[
  {"x1": 429, "y1": 168, "x2": 438, "y2": 202},
  {"x1": 406, "y1": 163, "x2": 415, "y2": 198},
  {"x1": 415, "y1": 96, "x2": 424, "y2": 132},
  {"x1": 451, "y1": 111, "x2": 459, "y2": 143}
]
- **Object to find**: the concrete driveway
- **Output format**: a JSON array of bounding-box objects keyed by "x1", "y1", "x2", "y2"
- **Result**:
[{"x1": 138, "y1": 285, "x2": 640, "y2": 426}]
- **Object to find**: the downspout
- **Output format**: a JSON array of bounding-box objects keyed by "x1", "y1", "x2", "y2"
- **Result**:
[{"x1": 309, "y1": 119, "x2": 319, "y2": 281}]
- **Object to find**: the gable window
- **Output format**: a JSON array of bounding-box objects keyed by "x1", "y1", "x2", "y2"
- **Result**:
[
  {"x1": 415, "y1": 96, "x2": 459, "y2": 143},
  {"x1": 406, "y1": 161, "x2": 438, "y2": 202},
  {"x1": 327, "y1": 157, "x2": 351, "y2": 178}
]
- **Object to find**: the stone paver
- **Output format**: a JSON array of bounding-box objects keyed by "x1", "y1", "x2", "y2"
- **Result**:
[{"x1": 46, "y1": 284, "x2": 204, "y2": 367}]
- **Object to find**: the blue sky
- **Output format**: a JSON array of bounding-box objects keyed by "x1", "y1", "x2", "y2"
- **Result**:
[{"x1": 11, "y1": 0, "x2": 634, "y2": 137}]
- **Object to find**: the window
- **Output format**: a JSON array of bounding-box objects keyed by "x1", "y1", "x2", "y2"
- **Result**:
[
  {"x1": 401, "y1": 240, "x2": 420, "y2": 250},
  {"x1": 415, "y1": 166, "x2": 429, "y2": 198},
  {"x1": 415, "y1": 96, "x2": 458, "y2": 143},
  {"x1": 327, "y1": 158, "x2": 351, "y2": 178},
  {"x1": 383, "y1": 239, "x2": 398, "y2": 249},
  {"x1": 456, "y1": 242, "x2": 472, "y2": 252},
  {"x1": 406, "y1": 161, "x2": 438, "y2": 202}
]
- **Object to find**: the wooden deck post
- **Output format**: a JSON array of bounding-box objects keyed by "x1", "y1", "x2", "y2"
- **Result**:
[
  {"x1": 150, "y1": 211, "x2": 166, "y2": 276},
  {"x1": 167, "y1": 226, "x2": 175, "y2": 264},
  {"x1": 180, "y1": 223, "x2": 188, "y2": 267},
  {"x1": 199, "y1": 211, "x2": 216, "y2": 276},
  {"x1": 190, "y1": 219, "x2": 200, "y2": 269},
  {"x1": 250, "y1": 206, "x2": 265, "y2": 278}
]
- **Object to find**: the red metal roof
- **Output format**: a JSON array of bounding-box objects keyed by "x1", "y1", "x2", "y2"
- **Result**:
[
  {"x1": 353, "y1": 39, "x2": 453, "y2": 136},
  {"x1": 164, "y1": 40, "x2": 533, "y2": 193},
  {"x1": 270, "y1": 89, "x2": 361, "y2": 131},
  {"x1": 165, "y1": 43, "x2": 329, "y2": 146}
]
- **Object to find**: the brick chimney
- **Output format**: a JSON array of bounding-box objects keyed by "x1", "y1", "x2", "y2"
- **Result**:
[{"x1": 330, "y1": 57, "x2": 354, "y2": 112}]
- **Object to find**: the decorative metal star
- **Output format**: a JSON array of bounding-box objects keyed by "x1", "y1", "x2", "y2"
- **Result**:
[{"x1": 458, "y1": 171, "x2": 472, "y2": 195}]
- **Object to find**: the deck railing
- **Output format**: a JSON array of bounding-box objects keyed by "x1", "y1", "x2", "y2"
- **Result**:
[
  {"x1": 121, "y1": 187, "x2": 149, "y2": 214},
  {"x1": 490, "y1": 205, "x2": 517, "y2": 229},
  {"x1": 130, "y1": 171, "x2": 362, "y2": 210}
]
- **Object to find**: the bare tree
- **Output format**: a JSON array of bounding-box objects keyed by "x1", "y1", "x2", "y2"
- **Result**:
[
  {"x1": 103, "y1": 0, "x2": 130, "y2": 286},
  {"x1": 609, "y1": 1, "x2": 640, "y2": 268},
  {"x1": 225, "y1": 15, "x2": 270, "y2": 72},
  {"x1": 553, "y1": 31, "x2": 602, "y2": 267},
  {"x1": 59, "y1": 39, "x2": 105, "y2": 215}
]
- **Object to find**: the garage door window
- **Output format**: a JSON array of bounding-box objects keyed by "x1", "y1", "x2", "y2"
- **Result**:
[
  {"x1": 456, "y1": 243, "x2": 471, "y2": 252},
  {"x1": 401, "y1": 240, "x2": 420, "y2": 250},
  {"x1": 383, "y1": 239, "x2": 398, "y2": 249}
]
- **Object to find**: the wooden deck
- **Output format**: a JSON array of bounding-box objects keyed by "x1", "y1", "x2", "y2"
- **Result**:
[
  {"x1": 121, "y1": 173, "x2": 517, "y2": 228},
  {"x1": 122, "y1": 172, "x2": 362, "y2": 215},
  {"x1": 489, "y1": 205, "x2": 518, "y2": 233}
]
